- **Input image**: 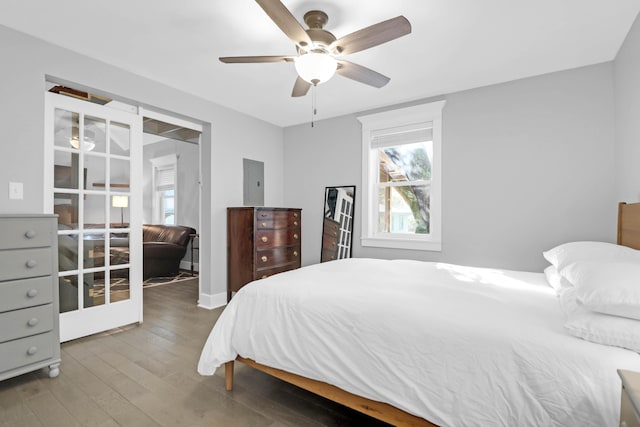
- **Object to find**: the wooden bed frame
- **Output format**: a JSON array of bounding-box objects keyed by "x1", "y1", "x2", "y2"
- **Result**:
[
  {"x1": 618, "y1": 202, "x2": 640, "y2": 249},
  {"x1": 224, "y1": 202, "x2": 640, "y2": 427},
  {"x1": 225, "y1": 357, "x2": 437, "y2": 427}
]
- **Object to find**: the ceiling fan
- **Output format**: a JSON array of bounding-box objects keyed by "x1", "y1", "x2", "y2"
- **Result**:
[{"x1": 220, "y1": 0, "x2": 412, "y2": 97}]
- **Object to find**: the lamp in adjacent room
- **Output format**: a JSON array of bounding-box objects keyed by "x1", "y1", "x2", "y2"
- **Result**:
[{"x1": 111, "y1": 195, "x2": 129, "y2": 225}]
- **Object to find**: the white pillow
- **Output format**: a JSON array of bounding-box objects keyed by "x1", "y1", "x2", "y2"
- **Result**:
[
  {"x1": 543, "y1": 265, "x2": 573, "y2": 293},
  {"x1": 542, "y1": 241, "x2": 640, "y2": 271},
  {"x1": 561, "y1": 260, "x2": 640, "y2": 321},
  {"x1": 559, "y1": 286, "x2": 640, "y2": 352}
]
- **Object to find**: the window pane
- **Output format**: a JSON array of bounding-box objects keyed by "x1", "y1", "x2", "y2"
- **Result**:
[
  {"x1": 54, "y1": 109, "x2": 77, "y2": 149},
  {"x1": 378, "y1": 141, "x2": 432, "y2": 183},
  {"x1": 110, "y1": 158, "x2": 130, "y2": 192},
  {"x1": 59, "y1": 275, "x2": 78, "y2": 313},
  {"x1": 58, "y1": 234, "x2": 78, "y2": 271},
  {"x1": 377, "y1": 185, "x2": 430, "y2": 234},
  {"x1": 110, "y1": 270, "x2": 130, "y2": 303},
  {"x1": 54, "y1": 193, "x2": 79, "y2": 229},
  {"x1": 110, "y1": 121, "x2": 130, "y2": 156},
  {"x1": 162, "y1": 189, "x2": 175, "y2": 224},
  {"x1": 85, "y1": 116, "x2": 106, "y2": 153}
]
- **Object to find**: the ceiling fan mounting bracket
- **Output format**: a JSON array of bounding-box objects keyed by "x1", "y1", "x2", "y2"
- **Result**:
[{"x1": 303, "y1": 10, "x2": 328, "y2": 29}]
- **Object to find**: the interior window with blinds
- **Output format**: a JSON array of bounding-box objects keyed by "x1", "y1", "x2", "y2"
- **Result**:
[{"x1": 373, "y1": 123, "x2": 433, "y2": 235}]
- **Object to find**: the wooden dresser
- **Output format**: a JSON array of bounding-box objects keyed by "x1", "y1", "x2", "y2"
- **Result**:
[
  {"x1": 227, "y1": 207, "x2": 301, "y2": 301},
  {"x1": 321, "y1": 217, "x2": 340, "y2": 262},
  {"x1": 0, "y1": 214, "x2": 60, "y2": 381}
]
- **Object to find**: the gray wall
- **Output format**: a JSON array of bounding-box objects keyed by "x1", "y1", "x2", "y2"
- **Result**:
[
  {"x1": 0, "y1": 24, "x2": 285, "y2": 306},
  {"x1": 614, "y1": 12, "x2": 640, "y2": 203},
  {"x1": 284, "y1": 63, "x2": 617, "y2": 272},
  {"x1": 142, "y1": 137, "x2": 200, "y2": 231}
]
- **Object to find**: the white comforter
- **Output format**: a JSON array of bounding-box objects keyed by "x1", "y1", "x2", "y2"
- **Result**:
[{"x1": 198, "y1": 258, "x2": 640, "y2": 426}]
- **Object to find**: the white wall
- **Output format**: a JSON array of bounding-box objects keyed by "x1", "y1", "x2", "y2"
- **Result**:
[
  {"x1": 614, "y1": 13, "x2": 640, "y2": 203},
  {"x1": 0, "y1": 24, "x2": 284, "y2": 307},
  {"x1": 284, "y1": 63, "x2": 616, "y2": 272}
]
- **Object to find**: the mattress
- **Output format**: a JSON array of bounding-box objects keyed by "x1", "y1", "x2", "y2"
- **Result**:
[{"x1": 198, "y1": 258, "x2": 640, "y2": 426}]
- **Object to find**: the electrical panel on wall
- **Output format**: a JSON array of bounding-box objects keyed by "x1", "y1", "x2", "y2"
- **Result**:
[{"x1": 243, "y1": 158, "x2": 264, "y2": 206}]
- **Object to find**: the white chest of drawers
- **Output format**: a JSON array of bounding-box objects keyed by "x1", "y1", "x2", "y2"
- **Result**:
[{"x1": 0, "y1": 214, "x2": 60, "y2": 380}]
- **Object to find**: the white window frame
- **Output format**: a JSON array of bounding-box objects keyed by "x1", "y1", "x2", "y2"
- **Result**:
[
  {"x1": 358, "y1": 100, "x2": 445, "y2": 251},
  {"x1": 150, "y1": 154, "x2": 178, "y2": 225}
]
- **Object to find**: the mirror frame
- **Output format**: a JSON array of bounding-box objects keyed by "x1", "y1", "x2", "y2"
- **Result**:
[{"x1": 321, "y1": 185, "x2": 356, "y2": 262}]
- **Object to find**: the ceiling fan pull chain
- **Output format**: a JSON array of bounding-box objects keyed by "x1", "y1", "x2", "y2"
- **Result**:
[{"x1": 311, "y1": 85, "x2": 317, "y2": 127}]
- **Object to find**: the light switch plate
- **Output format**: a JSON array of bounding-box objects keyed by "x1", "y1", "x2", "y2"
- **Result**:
[{"x1": 9, "y1": 182, "x2": 23, "y2": 200}]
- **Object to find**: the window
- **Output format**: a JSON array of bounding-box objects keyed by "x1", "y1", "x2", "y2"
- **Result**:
[
  {"x1": 150, "y1": 154, "x2": 178, "y2": 225},
  {"x1": 358, "y1": 101, "x2": 445, "y2": 251}
]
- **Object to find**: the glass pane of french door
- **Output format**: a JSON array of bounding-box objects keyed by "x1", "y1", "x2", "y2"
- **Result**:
[{"x1": 46, "y1": 92, "x2": 142, "y2": 342}]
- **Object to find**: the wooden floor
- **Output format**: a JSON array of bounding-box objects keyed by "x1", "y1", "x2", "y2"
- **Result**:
[{"x1": 0, "y1": 279, "x2": 390, "y2": 426}]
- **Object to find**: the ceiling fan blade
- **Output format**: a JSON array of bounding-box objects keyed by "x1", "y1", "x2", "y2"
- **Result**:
[
  {"x1": 336, "y1": 60, "x2": 390, "y2": 88},
  {"x1": 255, "y1": 0, "x2": 313, "y2": 49},
  {"x1": 330, "y1": 16, "x2": 411, "y2": 55},
  {"x1": 291, "y1": 76, "x2": 311, "y2": 97},
  {"x1": 219, "y1": 55, "x2": 295, "y2": 63}
]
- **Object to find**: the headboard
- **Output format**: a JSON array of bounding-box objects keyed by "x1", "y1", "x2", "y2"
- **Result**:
[{"x1": 618, "y1": 202, "x2": 640, "y2": 250}]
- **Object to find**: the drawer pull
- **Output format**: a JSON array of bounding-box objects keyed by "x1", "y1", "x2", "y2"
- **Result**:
[
  {"x1": 293, "y1": 251, "x2": 298, "y2": 257},
  {"x1": 26, "y1": 260, "x2": 37, "y2": 268},
  {"x1": 261, "y1": 256, "x2": 268, "y2": 263},
  {"x1": 27, "y1": 346, "x2": 38, "y2": 356},
  {"x1": 293, "y1": 234, "x2": 299, "y2": 240},
  {"x1": 27, "y1": 289, "x2": 39, "y2": 298},
  {"x1": 261, "y1": 222, "x2": 267, "y2": 227},
  {"x1": 261, "y1": 236, "x2": 268, "y2": 243},
  {"x1": 27, "y1": 318, "x2": 39, "y2": 327},
  {"x1": 294, "y1": 221, "x2": 299, "y2": 226},
  {"x1": 293, "y1": 213, "x2": 298, "y2": 218},
  {"x1": 25, "y1": 230, "x2": 36, "y2": 239}
]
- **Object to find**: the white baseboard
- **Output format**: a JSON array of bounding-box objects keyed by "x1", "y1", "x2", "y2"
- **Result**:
[
  {"x1": 197, "y1": 291, "x2": 226, "y2": 310},
  {"x1": 180, "y1": 260, "x2": 199, "y2": 272}
]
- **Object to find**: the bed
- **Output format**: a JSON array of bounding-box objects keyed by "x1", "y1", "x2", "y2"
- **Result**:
[{"x1": 198, "y1": 202, "x2": 640, "y2": 426}]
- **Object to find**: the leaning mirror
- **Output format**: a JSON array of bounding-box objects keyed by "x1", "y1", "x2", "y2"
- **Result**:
[{"x1": 321, "y1": 186, "x2": 356, "y2": 262}]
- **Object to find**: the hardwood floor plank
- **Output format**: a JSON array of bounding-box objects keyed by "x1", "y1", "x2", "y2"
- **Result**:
[{"x1": 25, "y1": 390, "x2": 82, "y2": 427}]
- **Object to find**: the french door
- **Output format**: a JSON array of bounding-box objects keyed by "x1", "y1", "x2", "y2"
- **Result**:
[{"x1": 44, "y1": 92, "x2": 143, "y2": 342}]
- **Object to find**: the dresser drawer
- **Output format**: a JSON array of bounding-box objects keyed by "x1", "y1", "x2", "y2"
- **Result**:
[
  {"x1": 0, "y1": 247, "x2": 53, "y2": 281},
  {"x1": 0, "y1": 304, "x2": 54, "y2": 343},
  {"x1": 0, "y1": 218, "x2": 54, "y2": 250},
  {"x1": 0, "y1": 332, "x2": 55, "y2": 373},
  {"x1": 255, "y1": 210, "x2": 301, "y2": 229},
  {"x1": 323, "y1": 218, "x2": 340, "y2": 236},
  {"x1": 256, "y1": 246, "x2": 300, "y2": 269},
  {"x1": 255, "y1": 263, "x2": 300, "y2": 280},
  {"x1": 255, "y1": 229, "x2": 301, "y2": 250},
  {"x1": 0, "y1": 276, "x2": 53, "y2": 313}
]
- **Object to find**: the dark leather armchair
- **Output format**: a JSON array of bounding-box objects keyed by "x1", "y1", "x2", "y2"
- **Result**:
[{"x1": 143, "y1": 224, "x2": 196, "y2": 279}]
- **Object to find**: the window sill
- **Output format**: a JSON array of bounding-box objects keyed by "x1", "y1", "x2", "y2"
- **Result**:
[{"x1": 361, "y1": 237, "x2": 442, "y2": 252}]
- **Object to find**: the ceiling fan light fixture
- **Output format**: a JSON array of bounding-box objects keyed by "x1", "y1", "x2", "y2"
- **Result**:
[
  {"x1": 70, "y1": 129, "x2": 96, "y2": 151},
  {"x1": 294, "y1": 52, "x2": 337, "y2": 85}
]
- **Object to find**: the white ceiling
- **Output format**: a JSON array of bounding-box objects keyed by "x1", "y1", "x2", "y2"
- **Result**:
[{"x1": 1, "y1": 1, "x2": 639, "y2": 128}]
